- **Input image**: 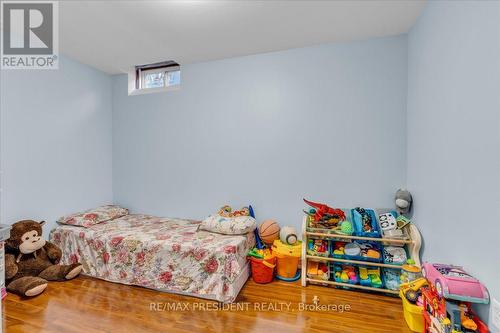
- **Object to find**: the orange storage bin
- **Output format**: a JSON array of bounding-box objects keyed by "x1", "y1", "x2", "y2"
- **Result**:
[
  {"x1": 248, "y1": 256, "x2": 276, "y2": 284},
  {"x1": 275, "y1": 253, "x2": 300, "y2": 279},
  {"x1": 272, "y1": 239, "x2": 302, "y2": 279}
]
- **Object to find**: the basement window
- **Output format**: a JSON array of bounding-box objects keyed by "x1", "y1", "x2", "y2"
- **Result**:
[{"x1": 128, "y1": 60, "x2": 180, "y2": 95}]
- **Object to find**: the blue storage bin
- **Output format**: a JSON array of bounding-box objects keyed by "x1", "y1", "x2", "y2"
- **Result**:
[
  {"x1": 331, "y1": 264, "x2": 359, "y2": 285},
  {"x1": 358, "y1": 266, "x2": 384, "y2": 289},
  {"x1": 343, "y1": 241, "x2": 383, "y2": 263},
  {"x1": 382, "y1": 268, "x2": 401, "y2": 291},
  {"x1": 382, "y1": 246, "x2": 408, "y2": 265},
  {"x1": 329, "y1": 240, "x2": 348, "y2": 259},
  {"x1": 351, "y1": 208, "x2": 381, "y2": 238}
]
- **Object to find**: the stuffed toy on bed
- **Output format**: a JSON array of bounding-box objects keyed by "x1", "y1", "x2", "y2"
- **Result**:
[{"x1": 5, "y1": 220, "x2": 83, "y2": 297}]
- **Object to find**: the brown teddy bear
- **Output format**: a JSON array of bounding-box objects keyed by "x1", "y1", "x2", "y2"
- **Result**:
[{"x1": 5, "y1": 220, "x2": 83, "y2": 297}]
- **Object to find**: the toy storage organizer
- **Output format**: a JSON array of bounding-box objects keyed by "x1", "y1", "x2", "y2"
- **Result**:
[{"x1": 301, "y1": 211, "x2": 421, "y2": 295}]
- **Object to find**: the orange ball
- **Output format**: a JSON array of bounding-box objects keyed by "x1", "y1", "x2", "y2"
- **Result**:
[{"x1": 259, "y1": 220, "x2": 280, "y2": 245}]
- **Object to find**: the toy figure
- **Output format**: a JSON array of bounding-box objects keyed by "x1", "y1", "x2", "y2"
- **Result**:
[{"x1": 303, "y1": 199, "x2": 346, "y2": 228}]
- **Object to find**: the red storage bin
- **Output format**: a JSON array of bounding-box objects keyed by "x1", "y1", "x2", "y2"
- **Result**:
[{"x1": 248, "y1": 256, "x2": 276, "y2": 284}]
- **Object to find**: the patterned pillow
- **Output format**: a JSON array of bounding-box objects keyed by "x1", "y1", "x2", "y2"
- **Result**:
[
  {"x1": 199, "y1": 214, "x2": 256, "y2": 235},
  {"x1": 57, "y1": 205, "x2": 129, "y2": 227}
]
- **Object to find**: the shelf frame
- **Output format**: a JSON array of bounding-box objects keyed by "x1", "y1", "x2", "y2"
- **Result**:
[
  {"x1": 306, "y1": 278, "x2": 400, "y2": 295},
  {"x1": 305, "y1": 231, "x2": 413, "y2": 245},
  {"x1": 301, "y1": 214, "x2": 423, "y2": 296},
  {"x1": 306, "y1": 255, "x2": 405, "y2": 269}
]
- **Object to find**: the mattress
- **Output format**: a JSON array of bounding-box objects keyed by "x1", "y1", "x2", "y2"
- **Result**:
[{"x1": 49, "y1": 214, "x2": 255, "y2": 302}]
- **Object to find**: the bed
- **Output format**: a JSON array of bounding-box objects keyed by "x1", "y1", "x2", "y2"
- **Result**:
[{"x1": 49, "y1": 214, "x2": 255, "y2": 302}]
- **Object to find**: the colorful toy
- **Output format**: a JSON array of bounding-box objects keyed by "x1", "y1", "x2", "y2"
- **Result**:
[
  {"x1": 379, "y1": 212, "x2": 397, "y2": 231},
  {"x1": 218, "y1": 205, "x2": 233, "y2": 217},
  {"x1": 233, "y1": 207, "x2": 250, "y2": 217},
  {"x1": 359, "y1": 242, "x2": 381, "y2": 260},
  {"x1": 421, "y1": 263, "x2": 490, "y2": 304},
  {"x1": 258, "y1": 220, "x2": 281, "y2": 245},
  {"x1": 307, "y1": 239, "x2": 329, "y2": 257},
  {"x1": 303, "y1": 199, "x2": 346, "y2": 228},
  {"x1": 218, "y1": 205, "x2": 250, "y2": 217},
  {"x1": 400, "y1": 277, "x2": 428, "y2": 304},
  {"x1": 333, "y1": 265, "x2": 358, "y2": 284},
  {"x1": 421, "y1": 286, "x2": 489, "y2": 333},
  {"x1": 331, "y1": 241, "x2": 347, "y2": 258},
  {"x1": 358, "y1": 267, "x2": 383, "y2": 288},
  {"x1": 354, "y1": 207, "x2": 374, "y2": 232},
  {"x1": 247, "y1": 248, "x2": 273, "y2": 260},
  {"x1": 396, "y1": 215, "x2": 411, "y2": 229},
  {"x1": 279, "y1": 226, "x2": 297, "y2": 245},
  {"x1": 335, "y1": 220, "x2": 353, "y2": 235},
  {"x1": 400, "y1": 259, "x2": 422, "y2": 284}
]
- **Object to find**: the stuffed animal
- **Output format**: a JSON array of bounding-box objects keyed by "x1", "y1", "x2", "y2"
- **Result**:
[
  {"x1": 395, "y1": 189, "x2": 413, "y2": 214},
  {"x1": 5, "y1": 220, "x2": 83, "y2": 297}
]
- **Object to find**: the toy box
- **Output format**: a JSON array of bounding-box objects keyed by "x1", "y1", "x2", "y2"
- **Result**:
[
  {"x1": 329, "y1": 241, "x2": 348, "y2": 259},
  {"x1": 343, "y1": 241, "x2": 383, "y2": 263},
  {"x1": 400, "y1": 289, "x2": 424, "y2": 332},
  {"x1": 331, "y1": 264, "x2": 359, "y2": 285},
  {"x1": 358, "y1": 266, "x2": 383, "y2": 288},
  {"x1": 351, "y1": 208, "x2": 381, "y2": 238},
  {"x1": 307, "y1": 238, "x2": 329, "y2": 257},
  {"x1": 383, "y1": 268, "x2": 401, "y2": 291},
  {"x1": 383, "y1": 246, "x2": 407, "y2": 265},
  {"x1": 307, "y1": 261, "x2": 329, "y2": 281}
]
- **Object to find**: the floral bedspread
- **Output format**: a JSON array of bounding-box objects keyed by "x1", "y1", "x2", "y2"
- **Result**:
[{"x1": 49, "y1": 214, "x2": 255, "y2": 302}]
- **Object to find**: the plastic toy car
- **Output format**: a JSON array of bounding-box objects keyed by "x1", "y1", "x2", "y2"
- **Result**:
[{"x1": 421, "y1": 263, "x2": 489, "y2": 304}]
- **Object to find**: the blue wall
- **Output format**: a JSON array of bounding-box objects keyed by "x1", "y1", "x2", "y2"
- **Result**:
[
  {"x1": 112, "y1": 35, "x2": 408, "y2": 232},
  {"x1": 0, "y1": 55, "x2": 113, "y2": 232},
  {"x1": 407, "y1": 1, "x2": 500, "y2": 325}
]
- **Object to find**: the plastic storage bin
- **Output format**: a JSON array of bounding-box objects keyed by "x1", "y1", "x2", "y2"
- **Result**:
[
  {"x1": 331, "y1": 264, "x2": 359, "y2": 285},
  {"x1": 306, "y1": 238, "x2": 329, "y2": 257},
  {"x1": 383, "y1": 246, "x2": 407, "y2": 265},
  {"x1": 343, "y1": 241, "x2": 383, "y2": 263},
  {"x1": 329, "y1": 241, "x2": 348, "y2": 259},
  {"x1": 272, "y1": 239, "x2": 302, "y2": 279},
  {"x1": 382, "y1": 268, "x2": 401, "y2": 291},
  {"x1": 400, "y1": 290, "x2": 424, "y2": 332},
  {"x1": 248, "y1": 256, "x2": 276, "y2": 284},
  {"x1": 307, "y1": 261, "x2": 329, "y2": 281},
  {"x1": 351, "y1": 208, "x2": 381, "y2": 238},
  {"x1": 358, "y1": 266, "x2": 384, "y2": 288}
]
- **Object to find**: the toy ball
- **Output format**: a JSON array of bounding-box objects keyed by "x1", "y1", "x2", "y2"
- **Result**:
[
  {"x1": 279, "y1": 226, "x2": 297, "y2": 245},
  {"x1": 339, "y1": 221, "x2": 353, "y2": 234},
  {"x1": 259, "y1": 220, "x2": 280, "y2": 245}
]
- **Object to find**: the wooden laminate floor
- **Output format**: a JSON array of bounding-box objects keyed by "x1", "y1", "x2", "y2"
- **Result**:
[{"x1": 4, "y1": 276, "x2": 411, "y2": 333}]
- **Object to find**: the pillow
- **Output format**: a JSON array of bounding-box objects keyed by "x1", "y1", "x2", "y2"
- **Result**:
[
  {"x1": 199, "y1": 214, "x2": 256, "y2": 235},
  {"x1": 57, "y1": 205, "x2": 129, "y2": 227}
]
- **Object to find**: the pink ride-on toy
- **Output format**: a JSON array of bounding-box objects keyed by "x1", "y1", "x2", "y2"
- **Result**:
[{"x1": 421, "y1": 263, "x2": 489, "y2": 304}]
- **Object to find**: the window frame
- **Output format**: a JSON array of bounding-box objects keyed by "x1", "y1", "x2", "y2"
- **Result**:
[{"x1": 128, "y1": 60, "x2": 180, "y2": 96}]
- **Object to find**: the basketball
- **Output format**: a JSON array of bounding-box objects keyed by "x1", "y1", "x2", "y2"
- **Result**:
[{"x1": 259, "y1": 220, "x2": 280, "y2": 245}]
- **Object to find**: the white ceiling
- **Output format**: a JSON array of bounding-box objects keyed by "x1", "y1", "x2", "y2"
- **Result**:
[{"x1": 60, "y1": 0, "x2": 426, "y2": 74}]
